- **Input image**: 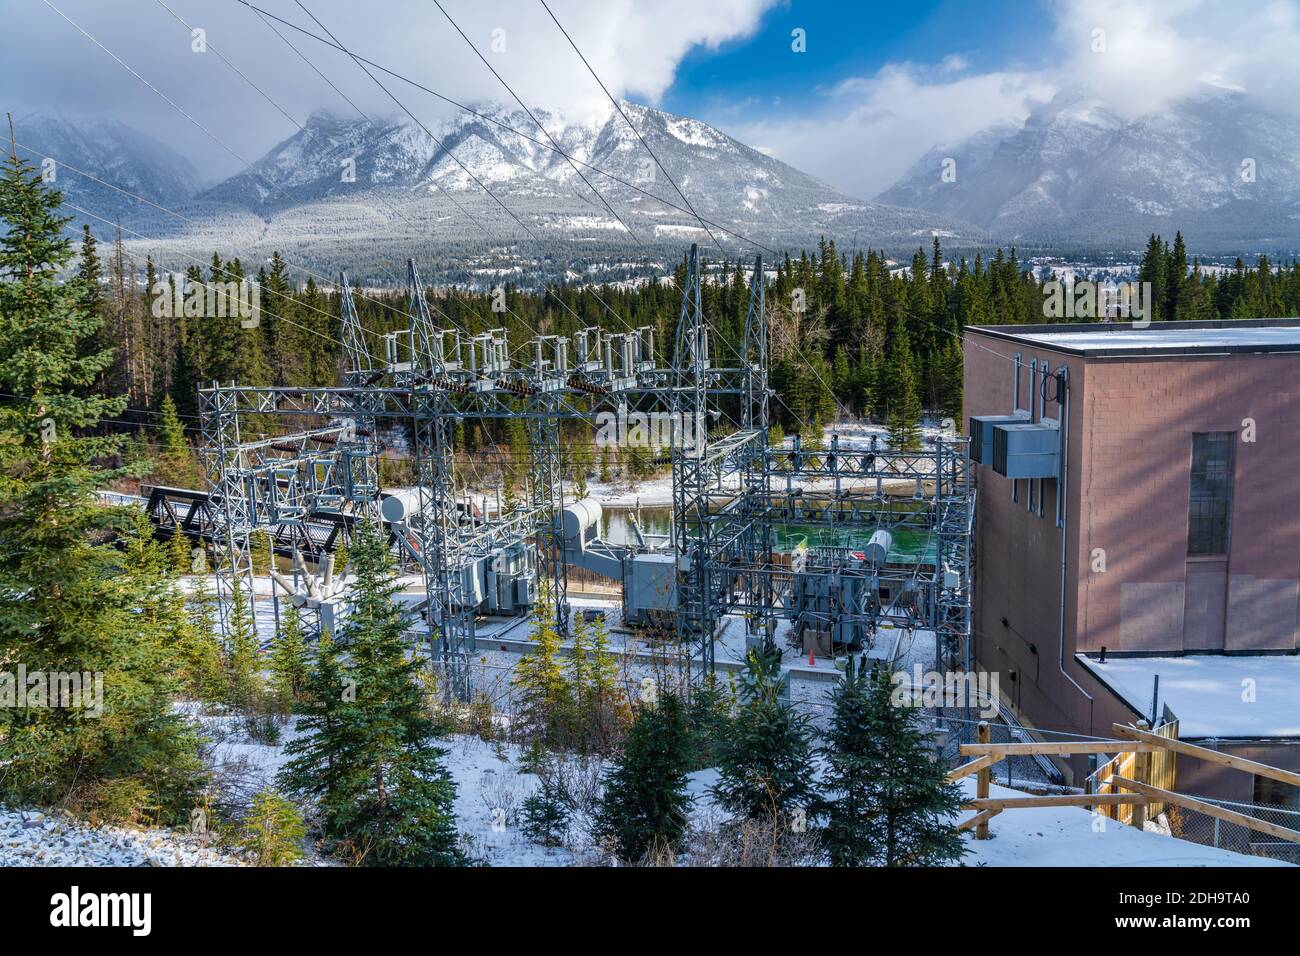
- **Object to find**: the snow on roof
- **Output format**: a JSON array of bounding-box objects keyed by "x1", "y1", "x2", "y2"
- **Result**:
[
  {"x1": 969, "y1": 322, "x2": 1300, "y2": 356},
  {"x1": 959, "y1": 780, "x2": 1291, "y2": 867},
  {"x1": 1078, "y1": 653, "x2": 1300, "y2": 739}
]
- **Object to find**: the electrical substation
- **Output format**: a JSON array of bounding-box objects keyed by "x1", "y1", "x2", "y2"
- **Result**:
[{"x1": 194, "y1": 244, "x2": 974, "y2": 701}]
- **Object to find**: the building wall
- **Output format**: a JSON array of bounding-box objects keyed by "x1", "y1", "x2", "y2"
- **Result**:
[
  {"x1": 964, "y1": 333, "x2": 1093, "y2": 734},
  {"x1": 966, "y1": 329, "x2": 1300, "y2": 797},
  {"x1": 1176, "y1": 742, "x2": 1300, "y2": 803},
  {"x1": 1077, "y1": 355, "x2": 1300, "y2": 654}
]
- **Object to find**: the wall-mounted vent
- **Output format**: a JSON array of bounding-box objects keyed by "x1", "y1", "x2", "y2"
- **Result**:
[
  {"x1": 969, "y1": 415, "x2": 1025, "y2": 464},
  {"x1": 991, "y1": 422, "x2": 1060, "y2": 479}
]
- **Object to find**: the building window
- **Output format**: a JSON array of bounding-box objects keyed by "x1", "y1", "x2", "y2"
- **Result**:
[{"x1": 1188, "y1": 432, "x2": 1233, "y2": 555}]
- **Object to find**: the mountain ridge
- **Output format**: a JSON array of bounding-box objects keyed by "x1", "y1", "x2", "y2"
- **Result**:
[
  {"x1": 13, "y1": 103, "x2": 986, "y2": 283},
  {"x1": 876, "y1": 86, "x2": 1300, "y2": 252}
]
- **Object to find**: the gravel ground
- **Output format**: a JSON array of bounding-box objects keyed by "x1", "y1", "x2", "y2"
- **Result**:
[{"x1": 0, "y1": 809, "x2": 247, "y2": 867}]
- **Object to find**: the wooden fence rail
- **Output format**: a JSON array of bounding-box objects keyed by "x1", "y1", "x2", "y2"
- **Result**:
[{"x1": 947, "y1": 718, "x2": 1300, "y2": 850}]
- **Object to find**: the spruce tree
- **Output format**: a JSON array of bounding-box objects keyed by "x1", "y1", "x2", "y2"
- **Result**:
[
  {"x1": 513, "y1": 589, "x2": 574, "y2": 747},
  {"x1": 268, "y1": 607, "x2": 311, "y2": 712},
  {"x1": 224, "y1": 577, "x2": 263, "y2": 712},
  {"x1": 593, "y1": 693, "x2": 693, "y2": 863},
  {"x1": 520, "y1": 781, "x2": 570, "y2": 848},
  {"x1": 0, "y1": 128, "x2": 203, "y2": 820},
  {"x1": 686, "y1": 672, "x2": 733, "y2": 771},
  {"x1": 845, "y1": 664, "x2": 967, "y2": 867},
  {"x1": 711, "y1": 648, "x2": 816, "y2": 823},
  {"x1": 886, "y1": 316, "x2": 923, "y2": 450},
  {"x1": 180, "y1": 574, "x2": 227, "y2": 706},
  {"x1": 816, "y1": 656, "x2": 879, "y2": 865},
  {"x1": 278, "y1": 521, "x2": 464, "y2": 866},
  {"x1": 154, "y1": 394, "x2": 197, "y2": 488}
]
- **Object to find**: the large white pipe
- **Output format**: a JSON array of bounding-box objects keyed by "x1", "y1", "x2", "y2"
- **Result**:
[
  {"x1": 380, "y1": 489, "x2": 423, "y2": 524},
  {"x1": 561, "y1": 497, "x2": 603, "y2": 541}
]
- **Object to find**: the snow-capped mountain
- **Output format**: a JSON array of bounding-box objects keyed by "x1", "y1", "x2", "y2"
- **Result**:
[
  {"x1": 27, "y1": 102, "x2": 984, "y2": 282},
  {"x1": 11, "y1": 113, "x2": 206, "y2": 228},
  {"x1": 876, "y1": 86, "x2": 1300, "y2": 251}
]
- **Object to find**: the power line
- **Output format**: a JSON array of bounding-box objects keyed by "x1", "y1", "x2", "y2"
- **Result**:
[
  {"x1": 430, "y1": 0, "x2": 640, "y2": 245},
  {"x1": 145, "y1": 0, "x2": 512, "y2": 340},
  {"x1": 230, "y1": 0, "x2": 774, "y2": 435},
  {"x1": 231, "y1": 0, "x2": 597, "y2": 344},
  {"x1": 291, "y1": 0, "x2": 538, "y2": 245},
  {"x1": 536, "y1": 0, "x2": 867, "y2": 424},
  {"x1": 233, "y1": 0, "x2": 778, "y2": 255},
  {"x1": 419, "y1": 0, "x2": 660, "y2": 351},
  {"x1": 537, "y1": 0, "x2": 726, "y2": 260}
]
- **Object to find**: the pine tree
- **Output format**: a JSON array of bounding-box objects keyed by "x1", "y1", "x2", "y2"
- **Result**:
[
  {"x1": 593, "y1": 693, "x2": 693, "y2": 863},
  {"x1": 278, "y1": 522, "x2": 465, "y2": 866},
  {"x1": 168, "y1": 525, "x2": 193, "y2": 574},
  {"x1": 568, "y1": 611, "x2": 591, "y2": 717},
  {"x1": 154, "y1": 394, "x2": 197, "y2": 487},
  {"x1": 236, "y1": 789, "x2": 306, "y2": 866},
  {"x1": 585, "y1": 612, "x2": 627, "y2": 746},
  {"x1": 513, "y1": 589, "x2": 574, "y2": 747},
  {"x1": 0, "y1": 125, "x2": 203, "y2": 821},
  {"x1": 180, "y1": 574, "x2": 227, "y2": 705},
  {"x1": 268, "y1": 607, "x2": 311, "y2": 712},
  {"x1": 843, "y1": 664, "x2": 967, "y2": 867},
  {"x1": 711, "y1": 648, "x2": 816, "y2": 823}
]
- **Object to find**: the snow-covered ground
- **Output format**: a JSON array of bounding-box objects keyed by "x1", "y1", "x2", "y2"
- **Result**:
[
  {"x1": 0, "y1": 809, "x2": 246, "y2": 867},
  {"x1": 957, "y1": 780, "x2": 1291, "y2": 867},
  {"x1": 5, "y1": 713, "x2": 1285, "y2": 867}
]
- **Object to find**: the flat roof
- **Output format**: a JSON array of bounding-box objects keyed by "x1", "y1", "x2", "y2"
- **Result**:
[
  {"x1": 1077, "y1": 653, "x2": 1300, "y2": 739},
  {"x1": 968, "y1": 319, "x2": 1300, "y2": 357}
]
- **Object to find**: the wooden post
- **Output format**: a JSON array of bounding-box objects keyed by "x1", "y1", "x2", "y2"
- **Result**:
[
  {"x1": 1131, "y1": 720, "x2": 1151, "y2": 830},
  {"x1": 976, "y1": 721, "x2": 991, "y2": 840}
]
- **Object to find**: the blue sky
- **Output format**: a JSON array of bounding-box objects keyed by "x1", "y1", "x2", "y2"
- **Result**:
[
  {"x1": 5, "y1": 0, "x2": 1299, "y2": 197},
  {"x1": 662, "y1": 0, "x2": 1052, "y2": 125}
]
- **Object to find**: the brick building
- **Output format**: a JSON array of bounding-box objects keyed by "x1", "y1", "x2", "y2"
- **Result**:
[{"x1": 964, "y1": 319, "x2": 1300, "y2": 800}]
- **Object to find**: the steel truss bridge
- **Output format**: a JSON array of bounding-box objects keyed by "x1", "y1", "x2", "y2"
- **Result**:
[{"x1": 199, "y1": 245, "x2": 974, "y2": 698}]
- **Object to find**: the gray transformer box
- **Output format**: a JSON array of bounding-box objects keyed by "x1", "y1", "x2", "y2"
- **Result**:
[
  {"x1": 623, "y1": 552, "x2": 677, "y2": 627},
  {"x1": 991, "y1": 421, "x2": 1060, "y2": 479},
  {"x1": 485, "y1": 543, "x2": 537, "y2": 615},
  {"x1": 788, "y1": 570, "x2": 872, "y2": 650}
]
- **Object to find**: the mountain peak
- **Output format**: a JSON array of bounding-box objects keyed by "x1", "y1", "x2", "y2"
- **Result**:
[
  {"x1": 10, "y1": 110, "x2": 206, "y2": 231},
  {"x1": 32, "y1": 103, "x2": 985, "y2": 279},
  {"x1": 876, "y1": 87, "x2": 1300, "y2": 251}
]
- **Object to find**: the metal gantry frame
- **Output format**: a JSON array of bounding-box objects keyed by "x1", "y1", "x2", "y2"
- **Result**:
[{"x1": 199, "y1": 244, "x2": 974, "y2": 700}]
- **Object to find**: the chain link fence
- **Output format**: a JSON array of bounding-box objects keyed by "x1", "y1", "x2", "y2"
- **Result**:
[{"x1": 1157, "y1": 797, "x2": 1300, "y2": 864}]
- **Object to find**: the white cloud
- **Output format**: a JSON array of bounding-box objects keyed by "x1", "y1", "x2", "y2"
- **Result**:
[
  {"x1": 733, "y1": 65, "x2": 1053, "y2": 199},
  {"x1": 725, "y1": 0, "x2": 1300, "y2": 199},
  {"x1": 1, "y1": 0, "x2": 776, "y2": 178}
]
